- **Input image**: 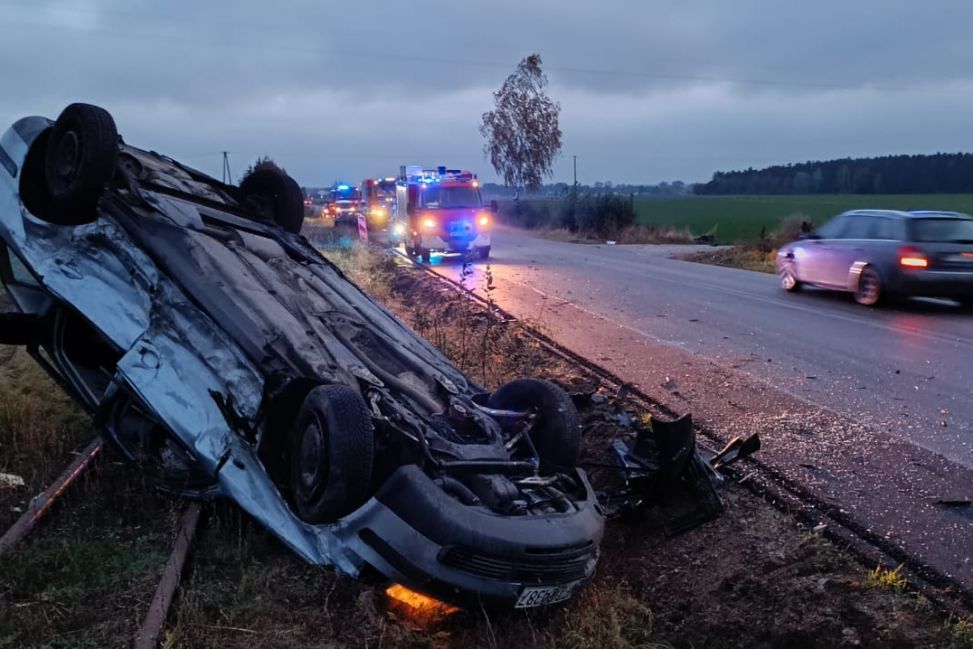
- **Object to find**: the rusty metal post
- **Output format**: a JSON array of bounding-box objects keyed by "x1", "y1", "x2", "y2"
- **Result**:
[
  {"x1": 0, "y1": 437, "x2": 103, "y2": 557},
  {"x1": 134, "y1": 502, "x2": 202, "y2": 649}
]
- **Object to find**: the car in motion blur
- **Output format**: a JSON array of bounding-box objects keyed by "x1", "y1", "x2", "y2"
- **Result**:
[
  {"x1": 776, "y1": 209, "x2": 973, "y2": 307},
  {"x1": 0, "y1": 103, "x2": 603, "y2": 609}
]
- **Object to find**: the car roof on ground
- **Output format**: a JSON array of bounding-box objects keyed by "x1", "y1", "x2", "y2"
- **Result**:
[{"x1": 840, "y1": 209, "x2": 973, "y2": 219}]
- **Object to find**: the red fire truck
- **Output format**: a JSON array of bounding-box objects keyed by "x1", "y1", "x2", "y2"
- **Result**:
[
  {"x1": 389, "y1": 165, "x2": 496, "y2": 262},
  {"x1": 359, "y1": 177, "x2": 396, "y2": 230}
]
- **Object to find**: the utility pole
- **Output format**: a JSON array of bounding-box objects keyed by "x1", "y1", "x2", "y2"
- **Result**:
[
  {"x1": 222, "y1": 151, "x2": 232, "y2": 185},
  {"x1": 573, "y1": 155, "x2": 577, "y2": 188}
]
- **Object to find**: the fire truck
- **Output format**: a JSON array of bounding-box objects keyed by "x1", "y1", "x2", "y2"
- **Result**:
[
  {"x1": 389, "y1": 165, "x2": 496, "y2": 262},
  {"x1": 359, "y1": 177, "x2": 396, "y2": 230}
]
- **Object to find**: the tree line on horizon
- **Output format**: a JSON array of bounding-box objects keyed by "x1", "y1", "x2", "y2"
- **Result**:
[{"x1": 694, "y1": 152, "x2": 973, "y2": 195}]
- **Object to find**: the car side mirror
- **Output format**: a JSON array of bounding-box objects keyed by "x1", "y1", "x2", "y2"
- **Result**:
[{"x1": 489, "y1": 199, "x2": 498, "y2": 213}]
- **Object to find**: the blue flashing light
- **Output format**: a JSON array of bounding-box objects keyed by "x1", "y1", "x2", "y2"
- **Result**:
[{"x1": 337, "y1": 184, "x2": 350, "y2": 190}]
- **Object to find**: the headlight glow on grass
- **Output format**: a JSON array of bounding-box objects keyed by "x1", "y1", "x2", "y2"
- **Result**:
[{"x1": 384, "y1": 583, "x2": 458, "y2": 627}]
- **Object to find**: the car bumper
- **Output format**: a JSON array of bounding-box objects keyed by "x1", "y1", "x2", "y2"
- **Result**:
[
  {"x1": 419, "y1": 232, "x2": 491, "y2": 253},
  {"x1": 892, "y1": 270, "x2": 973, "y2": 299},
  {"x1": 336, "y1": 464, "x2": 604, "y2": 608}
]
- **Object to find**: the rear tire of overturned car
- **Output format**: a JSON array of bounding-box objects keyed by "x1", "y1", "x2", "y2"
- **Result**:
[
  {"x1": 487, "y1": 378, "x2": 581, "y2": 472},
  {"x1": 289, "y1": 384, "x2": 374, "y2": 523},
  {"x1": 239, "y1": 168, "x2": 305, "y2": 234},
  {"x1": 43, "y1": 103, "x2": 119, "y2": 225}
]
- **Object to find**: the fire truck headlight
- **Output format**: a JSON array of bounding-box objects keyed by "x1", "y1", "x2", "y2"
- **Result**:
[
  {"x1": 422, "y1": 217, "x2": 437, "y2": 229},
  {"x1": 477, "y1": 213, "x2": 490, "y2": 227}
]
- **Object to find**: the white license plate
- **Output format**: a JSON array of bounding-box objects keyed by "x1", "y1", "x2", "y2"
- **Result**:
[
  {"x1": 514, "y1": 581, "x2": 581, "y2": 608},
  {"x1": 946, "y1": 254, "x2": 973, "y2": 263}
]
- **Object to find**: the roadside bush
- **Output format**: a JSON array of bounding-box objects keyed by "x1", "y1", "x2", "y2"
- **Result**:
[
  {"x1": 496, "y1": 192, "x2": 638, "y2": 239},
  {"x1": 496, "y1": 198, "x2": 557, "y2": 230},
  {"x1": 754, "y1": 212, "x2": 814, "y2": 252},
  {"x1": 568, "y1": 194, "x2": 637, "y2": 238}
]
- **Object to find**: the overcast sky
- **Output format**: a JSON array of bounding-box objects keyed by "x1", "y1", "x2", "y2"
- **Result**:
[{"x1": 2, "y1": 0, "x2": 972, "y2": 186}]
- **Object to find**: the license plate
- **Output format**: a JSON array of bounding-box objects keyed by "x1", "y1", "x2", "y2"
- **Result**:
[
  {"x1": 947, "y1": 253, "x2": 973, "y2": 262},
  {"x1": 514, "y1": 581, "x2": 581, "y2": 608}
]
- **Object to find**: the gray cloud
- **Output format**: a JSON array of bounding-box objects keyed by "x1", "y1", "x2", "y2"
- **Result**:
[{"x1": 2, "y1": 0, "x2": 972, "y2": 185}]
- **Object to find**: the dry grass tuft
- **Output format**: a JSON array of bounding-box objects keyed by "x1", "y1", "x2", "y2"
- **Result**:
[{"x1": 545, "y1": 581, "x2": 672, "y2": 649}]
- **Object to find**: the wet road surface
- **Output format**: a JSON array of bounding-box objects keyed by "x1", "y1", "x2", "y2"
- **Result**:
[{"x1": 429, "y1": 227, "x2": 973, "y2": 469}]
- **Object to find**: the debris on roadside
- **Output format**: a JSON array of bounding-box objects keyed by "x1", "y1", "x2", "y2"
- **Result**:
[{"x1": 0, "y1": 473, "x2": 25, "y2": 490}]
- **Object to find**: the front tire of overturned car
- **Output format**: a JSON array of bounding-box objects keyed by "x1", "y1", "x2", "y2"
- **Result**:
[
  {"x1": 289, "y1": 384, "x2": 374, "y2": 523},
  {"x1": 42, "y1": 103, "x2": 119, "y2": 225},
  {"x1": 487, "y1": 378, "x2": 581, "y2": 472}
]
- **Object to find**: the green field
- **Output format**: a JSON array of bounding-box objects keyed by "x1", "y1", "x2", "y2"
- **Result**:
[{"x1": 635, "y1": 194, "x2": 973, "y2": 242}]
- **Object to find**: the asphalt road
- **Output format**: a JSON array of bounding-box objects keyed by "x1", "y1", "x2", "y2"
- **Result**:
[{"x1": 428, "y1": 227, "x2": 973, "y2": 469}]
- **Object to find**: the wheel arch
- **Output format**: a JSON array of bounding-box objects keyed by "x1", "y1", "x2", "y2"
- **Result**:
[{"x1": 847, "y1": 260, "x2": 871, "y2": 291}]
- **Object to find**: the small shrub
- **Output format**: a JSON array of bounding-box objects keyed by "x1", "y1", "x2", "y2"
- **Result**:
[{"x1": 867, "y1": 564, "x2": 909, "y2": 593}]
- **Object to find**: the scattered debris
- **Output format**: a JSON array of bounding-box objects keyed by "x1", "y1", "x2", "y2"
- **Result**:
[{"x1": 0, "y1": 473, "x2": 25, "y2": 489}]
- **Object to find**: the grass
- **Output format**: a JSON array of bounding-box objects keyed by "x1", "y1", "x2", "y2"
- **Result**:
[
  {"x1": 0, "y1": 460, "x2": 178, "y2": 649},
  {"x1": 682, "y1": 246, "x2": 777, "y2": 273},
  {"x1": 867, "y1": 564, "x2": 910, "y2": 593},
  {"x1": 944, "y1": 616, "x2": 973, "y2": 649},
  {"x1": 545, "y1": 582, "x2": 671, "y2": 649},
  {"x1": 635, "y1": 194, "x2": 973, "y2": 242}
]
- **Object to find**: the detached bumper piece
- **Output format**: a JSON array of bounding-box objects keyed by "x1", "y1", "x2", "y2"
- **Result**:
[{"x1": 599, "y1": 413, "x2": 760, "y2": 535}]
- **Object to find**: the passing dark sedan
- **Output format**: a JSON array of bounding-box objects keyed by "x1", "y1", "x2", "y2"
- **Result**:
[{"x1": 776, "y1": 209, "x2": 973, "y2": 307}]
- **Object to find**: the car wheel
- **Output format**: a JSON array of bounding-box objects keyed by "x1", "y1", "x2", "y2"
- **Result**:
[
  {"x1": 289, "y1": 384, "x2": 374, "y2": 523},
  {"x1": 239, "y1": 168, "x2": 305, "y2": 234},
  {"x1": 43, "y1": 103, "x2": 119, "y2": 225},
  {"x1": 487, "y1": 378, "x2": 581, "y2": 472},
  {"x1": 475, "y1": 245, "x2": 491, "y2": 260},
  {"x1": 778, "y1": 263, "x2": 801, "y2": 292},
  {"x1": 854, "y1": 265, "x2": 883, "y2": 306}
]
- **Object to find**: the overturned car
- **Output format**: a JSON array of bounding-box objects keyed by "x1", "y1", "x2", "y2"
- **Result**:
[{"x1": 0, "y1": 104, "x2": 603, "y2": 608}]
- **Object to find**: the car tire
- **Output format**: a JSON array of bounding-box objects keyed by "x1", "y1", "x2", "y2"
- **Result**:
[
  {"x1": 487, "y1": 378, "x2": 581, "y2": 472},
  {"x1": 475, "y1": 245, "x2": 491, "y2": 260},
  {"x1": 854, "y1": 265, "x2": 883, "y2": 306},
  {"x1": 43, "y1": 103, "x2": 119, "y2": 225},
  {"x1": 778, "y1": 263, "x2": 801, "y2": 292},
  {"x1": 239, "y1": 168, "x2": 305, "y2": 234},
  {"x1": 289, "y1": 384, "x2": 374, "y2": 523}
]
